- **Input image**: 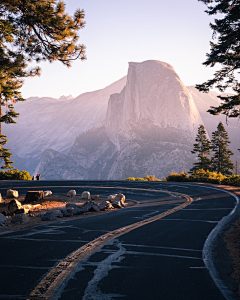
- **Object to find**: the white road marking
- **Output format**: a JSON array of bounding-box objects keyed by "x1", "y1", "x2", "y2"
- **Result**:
[
  {"x1": 201, "y1": 186, "x2": 240, "y2": 300},
  {"x1": 194, "y1": 197, "x2": 202, "y2": 201},
  {"x1": 2, "y1": 237, "x2": 91, "y2": 243},
  {"x1": 103, "y1": 249, "x2": 201, "y2": 260},
  {"x1": 0, "y1": 295, "x2": 26, "y2": 299},
  {"x1": 183, "y1": 208, "x2": 232, "y2": 211},
  {"x1": 0, "y1": 265, "x2": 49, "y2": 270},
  {"x1": 9, "y1": 227, "x2": 67, "y2": 237},
  {"x1": 142, "y1": 211, "x2": 159, "y2": 218},
  {"x1": 165, "y1": 185, "x2": 189, "y2": 189},
  {"x1": 159, "y1": 218, "x2": 218, "y2": 223},
  {"x1": 121, "y1": 243, "x2": 202, "y2": 252},
  {"x1": 3, "y1": 226, "x2": 110, "y2": 239}
]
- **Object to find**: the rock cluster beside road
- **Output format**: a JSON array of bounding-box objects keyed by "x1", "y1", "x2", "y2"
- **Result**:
[{"x1": 0, "y1": 189, "x2": 130, "y2": 232}]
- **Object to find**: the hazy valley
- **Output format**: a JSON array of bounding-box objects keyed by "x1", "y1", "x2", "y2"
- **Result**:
[{"x1": 4, "y1": 60, "x2": 240, "y2": 179}]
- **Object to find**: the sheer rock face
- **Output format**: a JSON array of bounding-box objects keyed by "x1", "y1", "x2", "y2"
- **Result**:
[
  {"x1": 37, "y1": 60, "x2": 204, "y2": 180},
  {"x1": 105, "y1": 60, "x2": 202, "y2": 146}
]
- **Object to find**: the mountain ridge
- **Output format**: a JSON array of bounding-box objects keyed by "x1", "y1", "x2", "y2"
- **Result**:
[
  {"x1": 36, "y1": 60, "x2": 206, "y2": 179},
  {"x1": 3, "y1": 60, "x2": 240, "y2": 177}
]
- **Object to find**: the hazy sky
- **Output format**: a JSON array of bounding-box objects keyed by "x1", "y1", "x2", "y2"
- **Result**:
[{"x1": 21, "y1": 0, "x2": 216, "y2": 99}]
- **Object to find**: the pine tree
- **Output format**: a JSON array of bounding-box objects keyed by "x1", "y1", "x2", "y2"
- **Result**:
[
  {"x1": 190, "y1": 125, "x2": 212, "y2": 173},
  {"x1": 235, "y1": 157, "x2": 239, "y2": 175},
  {"x1": 211, "y1": 122, "x2": 234, "y2": 175},
  {"x1": 0, "y1": 0, "x2": 86, "y2": 168},
  {"x1": 196, "y1": 0, "x2": 240, "y2": 117}
]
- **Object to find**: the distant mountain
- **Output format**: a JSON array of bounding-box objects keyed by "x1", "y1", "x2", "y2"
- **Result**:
[
  {"x1": 4, "y1": 60, "x2": 240, "y2": 178},
  {"x1": 36, "y1": 60, "x2": 204, "y2": 179},
  {"x1": 59, "y1": 95, "x2": 74, "y2": 101},
  {"x1": 3, "y1": 76, "x2": 127, "y2": 173}
]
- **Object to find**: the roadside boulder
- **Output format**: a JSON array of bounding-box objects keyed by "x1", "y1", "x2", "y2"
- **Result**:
[
  {"x1": 8, "y1": 199, "x2": 25, "y2": 214},
  {"x1": 107, "y1": 194, "x2": 118, "y2": 201},
  {"x1": 61, "y1": 207, "x2": 75, "y2": 217},
  {"x1": 66, "y1": 203, "x2": 78, "y2": 209},
  {"x1": 81, "y1": 191, "x2": 91, "y2": 200},
  {"x1": 115, "y1": 193, "x2": 126, "y2": 202},
  {"x1": 61, "y1": 203, "x2": 85, "y2": 216},
  {"x1": 24, "y1": 191, "x2": 44, "y2": 203},
  {"x1": 111, "y1": 200, "x2": 125, "y2": 209},
  {"x1": 0, "y1": 213, "x2": 6, "y2": 227},
  {"x1": 81, "y1": 201, "x2": 100, "y2": 212},
  {"x1": 41, "y1": 210, "x2": 63, "y2": 221},
  {"x1": 7, "y1": 189, "x2": 19, "y2": 198},
  {"x1": 91, "y1": 195, "x2": 99, "y2": 200},
  {"x1": 11, "y1": 213, "x2": 29, "y2": 224},
  {"x1": 67, "y1": 190, "x2": 76, "y2": 197},
  {"x1": 99, "y1": 201, "x2": 114, "y2": 211},
  {"x1": 44, "y1": 190, "x2": 52, "y2": 197},
  {"x1": 107, "y1": 194, "x2": 126, "y2": 207}
]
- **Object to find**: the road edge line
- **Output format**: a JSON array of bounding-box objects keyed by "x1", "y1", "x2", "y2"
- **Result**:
[{"x1": 202, "y1": 186, "x2": 240, "y2": 300}]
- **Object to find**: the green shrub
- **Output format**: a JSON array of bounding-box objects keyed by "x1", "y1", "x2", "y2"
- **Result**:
[
  {"x1": 125, "y1": 177, "x2": 136, "y2": 181},
  {"x1": 0, "y1": 169, "x2": 32, "y2": 180},
  {"x1": 18, "y1": 170, "x2": 32, "y2": 180},
  {"x1": 222, "y1": 175, "x2": 240, "y2": 186},
  {"x1": 135, "y1": 177, "x2": 147, "y2": 181},
  {"x1": 126, "y1": 175, "x2": 161, "y2": 181},
  {"x1": 165, "y1": 171, "x2": 189, "y2": 182},
  {"x1": 165, "y1": 169, "x2": 227, "y2": 184},
  {"x1": 144, "y1": 175, "x2": 161, "y2": 181},
  {"x1": 190, "y1": 169, "x2": 226, "y2": 184}
]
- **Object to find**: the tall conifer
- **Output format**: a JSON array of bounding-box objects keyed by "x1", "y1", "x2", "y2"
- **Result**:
[
  {"x1": 197, "y1": 0, "x2": 240, "y2": 117},
  {"x1": 0, "y1": 0, "x2": 86, "y2": 168},
  {"x1": 211, "y1": 122, "x2": 234, "y2": 175},
  {"x1": 190, "y1": 125, "x2": 211, "y2": 173}
]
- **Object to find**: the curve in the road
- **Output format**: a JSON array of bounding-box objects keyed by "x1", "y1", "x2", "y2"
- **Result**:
[
  {"x1": 27, "y1": 188, "x2": 193, "y2": 300},
  {"x1": 202, "y1": 186, "x2": 240, "y2": 300}
]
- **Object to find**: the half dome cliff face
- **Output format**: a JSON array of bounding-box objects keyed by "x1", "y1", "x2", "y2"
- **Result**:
[
  {"x1": 105, "y1": 60, "x2": 203, "y2": 140},
  {"x1": 35, "y1": 60, "x2": 215, "y2": 180}
]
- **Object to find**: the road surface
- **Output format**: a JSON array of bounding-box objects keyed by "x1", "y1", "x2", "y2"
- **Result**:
[{"x1": 0, "y1": 181, "x2": 239, "y2": 300}]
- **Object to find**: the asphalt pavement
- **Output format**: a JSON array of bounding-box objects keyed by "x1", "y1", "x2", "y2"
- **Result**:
[{"x1": 0, "y1": 181, "x2": 239, "y2": 300}]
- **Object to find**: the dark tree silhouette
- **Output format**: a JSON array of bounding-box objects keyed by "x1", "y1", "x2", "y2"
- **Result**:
[
  {"x1": 0, "y1": 0, "x2": 86, "y2": 168},
  {"x1": 190, "y1": 124, "x2": 212, "y2": 173},
  {"x1": 211, "y1": 122, "x2": 234, "y2": 175},
  {"x1": 196, "y1": 0, "x2": 240, "y2": 117}
]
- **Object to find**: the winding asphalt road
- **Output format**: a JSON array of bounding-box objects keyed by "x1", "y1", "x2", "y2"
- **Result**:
[{"x1": 0, "y1": 180, "x2": 239, "y2": 300}]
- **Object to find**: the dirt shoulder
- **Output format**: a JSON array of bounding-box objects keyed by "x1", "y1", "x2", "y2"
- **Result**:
[{"x1": 0, "y1": 194, "x2": 135, "y2": 233}]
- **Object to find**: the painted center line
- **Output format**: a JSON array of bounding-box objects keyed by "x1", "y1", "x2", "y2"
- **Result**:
[{"x1": 27, "y1": 189, "x2": 193, "y2": 300}]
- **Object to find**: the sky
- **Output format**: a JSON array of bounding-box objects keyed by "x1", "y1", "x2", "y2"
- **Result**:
[{"x1": 21, "y1": 0, "x2": 217, "y2": 99}]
